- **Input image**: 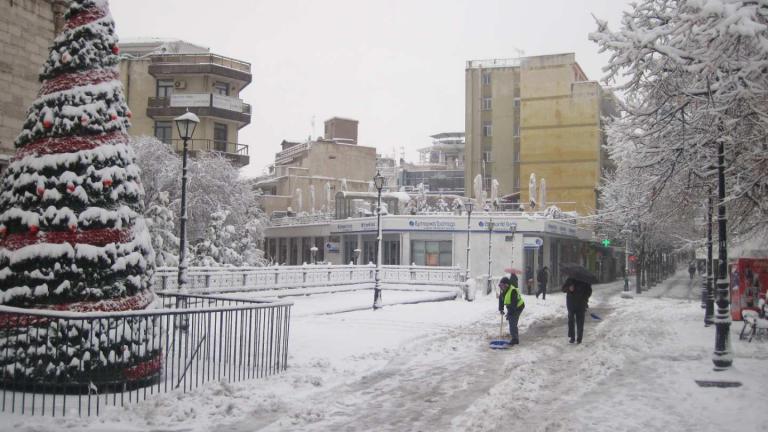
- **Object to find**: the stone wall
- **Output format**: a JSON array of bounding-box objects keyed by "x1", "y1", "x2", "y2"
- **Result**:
[{"x1": 0, "y1": 0, "x2": 66, "y2": 171}]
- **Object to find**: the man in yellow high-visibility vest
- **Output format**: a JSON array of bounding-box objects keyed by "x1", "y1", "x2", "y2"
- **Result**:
[{"x1": 498, "y1": 275, "x2": 525, "y2": 345}]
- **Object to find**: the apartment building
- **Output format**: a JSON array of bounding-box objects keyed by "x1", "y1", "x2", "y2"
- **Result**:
[
  {"x1": 0, "y1": 0, "x2": 67, "y2": 174},
  {"x1": 465, "y1": 53, "x2": 615, "y2": 215},
  {"x1": 253, "y1": 117, "x2": 377, "y2": 216},
  {"x1": 118, "y1": 39, "x2": 252, "y2": 167}
]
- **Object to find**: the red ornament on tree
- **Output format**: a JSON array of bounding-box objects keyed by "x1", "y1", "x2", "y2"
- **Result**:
[
  {"x1": 66, "y1": 183, "x2": 76, "y2": 193},
  {"x1": 29, "y1": 225, "x2": 39, "y2": 235},
  {"x1": 126, "y1": 110, "x2": 132, "y2": 118},
  {"x1": 80, "y1": 114, "x2": 89, "y2": 126},
  {"x1": 112, "y1": 45, "x2": 120, "y2": 55},
  {"x1": 110, "y1": 112, "x2": 118, "y2": 121},
  {"x1": 102, "y1": 178, "x2": 113, "y2": 188},
  {"x1": 69, "y1": 223, "x2": 78, "y2": 233},
  {"x1": 43, "y1": 119, "x2": 53, "y2": 129},
  {"x1": 36, "y1": 186, "x2": 45, "y2": 196}
]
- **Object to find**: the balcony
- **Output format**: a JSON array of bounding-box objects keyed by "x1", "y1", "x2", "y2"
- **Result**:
[
  {"x1": 148, "y1": 53, "x2": 252, "y2": 84},
  {"x1": 168, "y1": 139, "x2": 249, "y2": 168},
  {"x1": 147, "y1": 94, "x2": 251, "y2": 126}
]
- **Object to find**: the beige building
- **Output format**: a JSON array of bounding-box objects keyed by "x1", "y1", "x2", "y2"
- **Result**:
[
  {"x1": 253, "y1": 117, "x2": 377, "y2": 216},
  {"x1": 118, "y1": 39, "x2": 251, "y2": 167},
  {"x1": 0, "y1": 0, "x2": 67, "y2": 173},
  {"x1": 465, "y1": 53, "x2": 614, "y2": 215}
]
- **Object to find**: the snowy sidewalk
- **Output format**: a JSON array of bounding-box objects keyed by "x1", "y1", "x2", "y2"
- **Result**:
[{"x1": 3, "y1": 273, "x2": 766, "y2": 431}]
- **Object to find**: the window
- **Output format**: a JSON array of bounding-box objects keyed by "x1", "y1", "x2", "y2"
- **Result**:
[
  {"x1": 156, "y1": 79, "x2": 174, "y2": 98},
  {"x1": 482, "y1": 97, "x2": 492, "y2": 111},
  {"x1": 154, "y1": 121, "x2": 172, "y2": 144},
  {"x1": 214, "y1": 123, "x2": 228, "y2": 152},
  {"x1": 483, "y1": 151, "x2": 492, "y2": 163},
  {"x1": 383, "y1": 239, "x2": 400, "y2": 265},
  {"x1": 411, "y1": 240, "x2": 452, "y2": 267},
  {"x1": 482, "y1": 72, "x2": 491, "y2": 85},
  {"x1": 483, "y1": 121, "x2": 492, "y2": 137},
  {"x1": 344, "y1": 238, "x2": 358, "y2": 264},
  {"x1": 213, "y1": 81, "x2": 229, "y2": 96}
]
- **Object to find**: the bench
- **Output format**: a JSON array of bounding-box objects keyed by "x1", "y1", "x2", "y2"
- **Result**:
[{"x1": 740, "y1": 309, "x2": 768, "y2": 342}]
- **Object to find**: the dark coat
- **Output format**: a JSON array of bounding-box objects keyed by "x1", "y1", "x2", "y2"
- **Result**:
[
  {"x1": 537, "y1": 268, "x2": 549, "y2": 286},
  {"x1": 561, "y1": 277, "x2": 592, "y2": 310}
]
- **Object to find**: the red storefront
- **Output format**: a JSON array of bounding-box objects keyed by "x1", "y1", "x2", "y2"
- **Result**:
[{"x1": 729, "y1": 257, "x2": 768, "y2": 320}]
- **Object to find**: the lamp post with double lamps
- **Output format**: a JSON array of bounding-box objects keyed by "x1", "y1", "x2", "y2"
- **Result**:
[
  {"x1": 372, "y1": 171, "x2": 385, "y2": 310},
  {"x1": 464, "y1": 201, "x2": 474, "y2": 300},
  {"x1": 173, "y1": 110, "x2": 199, "y2": 326}
]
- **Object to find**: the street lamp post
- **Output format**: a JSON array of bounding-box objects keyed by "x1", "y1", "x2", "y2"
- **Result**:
[
  {"x1": 701, "y1": 187, "x2": 715, "y2": 326},
  {"x1": 353, "y1": 248, "x2": 361, "y2": 265},
  {"x1": 621, "y1": 229, "x2": 632, "y2": 293},
  {"x1": 373, "y1": 171, "x2": 385, "y2": 310},
  {"x1": 174, "y1": 111, "x2": 199, "y2": 290},
  {"x1": 465, "y1": 201, "x2": 474, "y2": 300},
  {"x1": 310, "y1": 246, "x2": 318, "y2": 265},
  {"x1": 486, "y1": 217, "x2": 495, "y2": 295},
  {"x1": 173, "y1": 110, "x2": 199, "y2": 327},
  {"x1": 712, "y1": 138, "x2": 732, "y2": 370}
]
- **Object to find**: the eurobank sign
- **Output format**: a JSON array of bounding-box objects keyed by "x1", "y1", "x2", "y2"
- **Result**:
[
  {"x1": 330, "y1": 215, "x2": 522, "y2": 234},
  {"x1": 407, "y1": 220, "x2": 457, "y2": 230}
]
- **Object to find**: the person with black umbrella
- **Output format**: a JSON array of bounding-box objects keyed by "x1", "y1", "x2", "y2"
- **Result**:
[{"x1": 560, "y1": 264, "x2": 594, "y2": 344}]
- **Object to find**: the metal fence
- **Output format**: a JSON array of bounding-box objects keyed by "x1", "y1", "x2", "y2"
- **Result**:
[
  {"x1": 0, "y1": 292, "x2": 291, "y2": 417},
  {"x1": 154, "y1": 264, "x2": 465, "y2": 294}
]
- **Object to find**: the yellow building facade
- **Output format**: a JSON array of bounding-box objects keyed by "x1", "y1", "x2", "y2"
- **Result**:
[{"x1": 465, "y1": 53, "x2": 613, "y2": 215}]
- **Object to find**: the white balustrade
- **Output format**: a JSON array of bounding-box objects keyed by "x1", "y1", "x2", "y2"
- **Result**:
[{"x1": 155, "y1": 264, "x2": 463, "y2": 294}]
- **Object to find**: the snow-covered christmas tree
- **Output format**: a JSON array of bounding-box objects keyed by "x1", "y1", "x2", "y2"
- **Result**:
[{"x1": 0, "y1": 0, "x2": 158, "y2": 390}]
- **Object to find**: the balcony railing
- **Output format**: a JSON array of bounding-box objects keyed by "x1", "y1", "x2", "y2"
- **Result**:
[
  {"x1": 148, "y1": 95, "x2": 251, "y2": 125},
  {"x1": 274, "y1": 142, "x2": 309, "y2": 165},
  {"x1": 168, "y1": 139, "x2": 248, "y2": 156},
  {"x1": 150, "y1": 53, "x2": 251, "y2": 73}
]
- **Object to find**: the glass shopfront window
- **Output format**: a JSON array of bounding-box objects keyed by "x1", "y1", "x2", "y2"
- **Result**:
[{"x1": 411, "y1": 240, "x2": 452, "y2": 266}]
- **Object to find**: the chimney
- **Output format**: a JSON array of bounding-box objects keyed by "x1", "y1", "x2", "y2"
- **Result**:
[{"x1": 324, "y1": 117, "x2": 358, "y2": 144}]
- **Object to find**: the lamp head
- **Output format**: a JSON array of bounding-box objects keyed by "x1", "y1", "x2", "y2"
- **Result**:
[
  {"x1": 465, "y1": 200, "x2": 474, "y2": 214},
  {"x1": 174, "y1": 110, "x2": 200, "y2": 140},
  {"x1": 373, "y1": 171, "x2": 385, "y2": 191}
]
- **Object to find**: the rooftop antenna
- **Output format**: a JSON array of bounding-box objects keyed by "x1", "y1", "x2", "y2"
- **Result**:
[{"x1": 310, "y1": 115, "x2": 316, "y2": 141}]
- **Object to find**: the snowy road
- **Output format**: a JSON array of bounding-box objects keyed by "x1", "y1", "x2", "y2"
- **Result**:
[
  {"x1": 5, "y1": 271, "x2": 767, "y2": 432},
  {"x1": 223, "y1": 283, "x2": 622, "y2": 431}
]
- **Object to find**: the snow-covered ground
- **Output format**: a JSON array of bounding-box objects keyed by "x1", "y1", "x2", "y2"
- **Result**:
[{"x1": 3, "y1": 271, "x2": 766, "y2": 431}]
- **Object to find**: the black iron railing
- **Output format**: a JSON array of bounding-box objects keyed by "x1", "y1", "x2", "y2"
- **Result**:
[{"x1": 0, "y1": 293, "x2": 291, "y2": 417}]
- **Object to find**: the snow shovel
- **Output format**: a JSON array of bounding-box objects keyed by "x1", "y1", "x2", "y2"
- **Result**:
[{"x1": 489, "y1": 314, "x2": 510, "y2": 349}]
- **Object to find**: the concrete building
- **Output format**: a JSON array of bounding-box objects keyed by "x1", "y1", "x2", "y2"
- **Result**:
[
  {"x1": 0, "y1": 0, "x2": 67, "y2": 174},
  {"x1": 400, "y1": 132, "x2": 465, "y2": 195},
  {"x1": 252, "y1": 117, "x2": 378, "y2": 217},
  {"x1": 264, "y1": 199, "x2": 623, "y2": 291},
  {"x1": 465, "y1": 53, "x2": 615, "y2": 215},
  {"x1": 118, "y1": 39, "x2": 252, "y2": 167}
]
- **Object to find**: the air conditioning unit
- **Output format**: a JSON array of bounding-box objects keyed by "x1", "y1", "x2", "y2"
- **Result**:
[{"x1": 174, "y1": 80, "x2": 187, "y2": 89}]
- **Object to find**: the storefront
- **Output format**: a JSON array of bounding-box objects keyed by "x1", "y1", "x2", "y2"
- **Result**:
[{"x1": 264, "y1": 213, "x2": 612, "y2": 291}]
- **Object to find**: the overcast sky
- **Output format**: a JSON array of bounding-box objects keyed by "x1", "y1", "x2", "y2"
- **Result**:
[{"x1": 110, "y1": 0, "x2": 632, "y2": 178}]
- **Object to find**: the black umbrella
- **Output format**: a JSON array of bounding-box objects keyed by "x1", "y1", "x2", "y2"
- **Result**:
[{"x1": 560, "y1": 263, "x2": 598, "y2": 284}]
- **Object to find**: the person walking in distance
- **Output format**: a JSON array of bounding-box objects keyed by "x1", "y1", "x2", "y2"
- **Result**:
[
  {"x1": 536, "y1": 266, "x2": 549, "y2": 300},
  {"x1": 562, "y1": 276, "x2": 592, "y2": 344},
  {"x1": 498, "y1": 275, "x2": 525, "y2": 346}
]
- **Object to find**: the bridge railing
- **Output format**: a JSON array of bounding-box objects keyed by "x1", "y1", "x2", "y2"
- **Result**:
[{"x1": 154, "y1": 264, "x2": 464, "y2": 294}]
